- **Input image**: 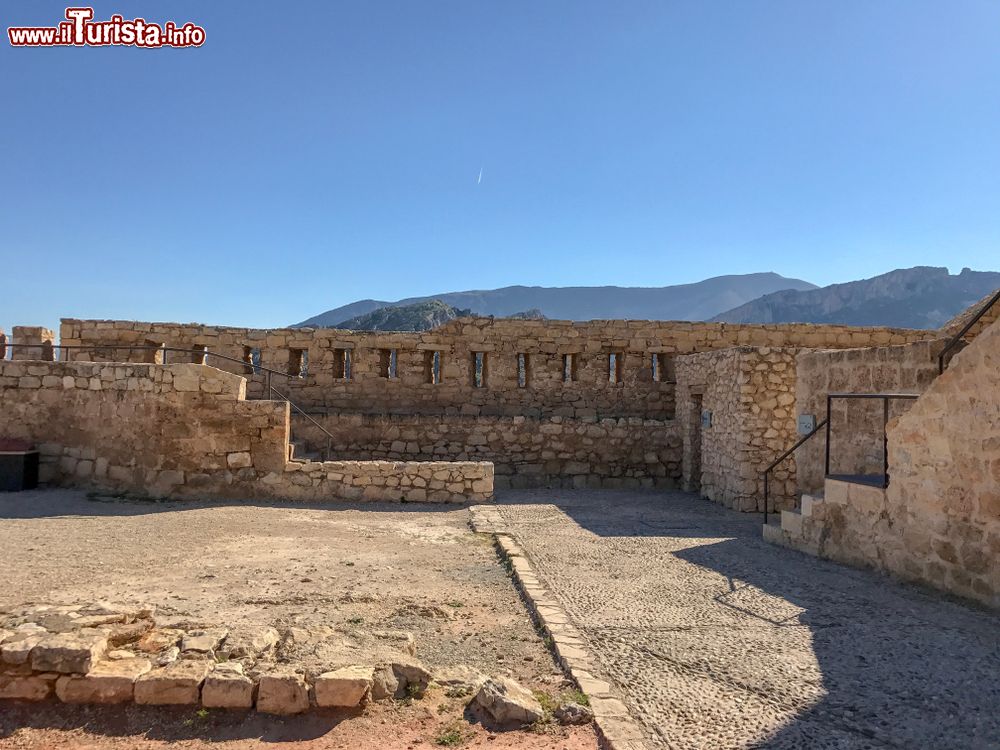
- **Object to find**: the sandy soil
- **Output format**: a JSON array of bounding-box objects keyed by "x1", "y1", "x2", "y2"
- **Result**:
[{"x1": 0, "y1": 490, "x2": 598, "y2": 750}]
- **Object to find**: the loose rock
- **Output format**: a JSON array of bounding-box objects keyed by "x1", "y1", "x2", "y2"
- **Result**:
[
  {"x1": 472, "y1": 677, "x2": 544, "y2": 728},
  {"x1": 314, "y1": 665, "x2": 374, "y2": 707}
]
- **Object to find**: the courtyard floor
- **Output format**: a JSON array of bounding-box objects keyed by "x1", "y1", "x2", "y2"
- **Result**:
[
  {"x1": 0, "y1": 490, "x2": 596, "y2": 750},
  {"x1": 2, "y1": 488, "x2": 999, "y2": 749},
  {"x1": 494, "y1": 489, "x2": 1000, "y2": 749}
]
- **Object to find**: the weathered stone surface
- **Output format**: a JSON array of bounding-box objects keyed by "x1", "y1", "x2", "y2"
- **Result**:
[
  {"x1": 156, "y1": 646, "x2": 180, "y2": 666},
  {"x1": 370, "y1": 664, "x2": 399, "y2": 700},
  {"x1": 218, "y1": 626, "x2": 279, "y2": 659},
  {"x1": 136, "y1": 628, "x2": 183, "y2": 654},
  {"x1": 181, "y1": 627, "x2": 228, "y2": 654},
  {"x1": 31, "y1": 631, "x2": 108, "y2": 674},
  {"x1": 391, "y1": 659, "x2": 432, "y2": 693},
  {"x1": 0, "y1": 634, "x2": 44, "y2": 666},
  {"x1": 55, "y1": 657, "x2": 151, "y2": 704},
  {"x1": 134, "y1": 659, "x2": 210, "y2": 705},
  {"x1": 256, "y1": 669, "x2": 310, "y2": 715},
  {"x1": 434, "y1": 665, "x2": 487, "y2": 694},
  {"x1": 0, "y1": 674, "x2": 54, "y2": 701},
  {"x1": 472, "y1": 677, "x2": 544, "y2": 727},
  {"x1": 201, "y1": 662, "x2": 254, "y2": 709},
  {"x1": 314, "y1": 665, "x2": 373, "y2": 708},
  {"x1": 554, "y1": 701, "x2": 594, "y2": 725},
  {"x1": 107, "y1": 619, "x2": 153, "y2": 647}
]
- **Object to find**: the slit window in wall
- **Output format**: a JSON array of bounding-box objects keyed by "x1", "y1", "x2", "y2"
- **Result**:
[
  {"x1": 424, "y1": 351, "x2": 442, "y2": 384},
  {"x1": 379, "y1": 349, "x2": 398, "y2": 379},
  {"x1": 190, "y1": 346, "x2": 208, "y2": 365},
  {"x1": 472, "y1": 352, "x2": 487, "y2": 388},
  {"x1": 242, "y1": 346, "x2": 262, "y2": 375},
  {"x1": 609, "y1": 353, "x2": 624, "y2": 384},
  {"x1": 517, "y1": 353, "x2": 529, "y2": 388},
  {"x1": 562, "y1": 353, "x2": 578, "y2": 383},
  {"x1": 143, "y1": 341, "x2": 165, "y2": 365},
  {"x1": 288, "y1": 348, "x2": 308, "y2": 377},
  {"x1": 333, "y1": 348, "x2": 351, "y2": 380}
]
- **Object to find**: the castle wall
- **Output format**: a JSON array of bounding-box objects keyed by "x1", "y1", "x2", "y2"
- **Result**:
[{"x1": 0, "y1": 361, "x2": 491, "y2": 504}]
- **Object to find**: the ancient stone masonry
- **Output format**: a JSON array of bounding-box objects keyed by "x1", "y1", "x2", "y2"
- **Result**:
[
  {"x1": 0, "y1": 360, "x2": 492, "y2": 503},
  {"x1": 60, "y1": 318, "x2": 934, "y2": 419},
  {"x1": 675, "y1": 347, "x2": 798, "y2": 512},
  {"x1": 795, "y1": 339, "x2": 945, "y2": 494},
  {"x1": 54, "y1": 317, "x2": 934, "y2": 493},
  {"x1": 291, "y1": 412, "x2": 681, "y2": 490},
  {"x1": 769, "y1": 316, "x2": 1000, "y2": 608}
]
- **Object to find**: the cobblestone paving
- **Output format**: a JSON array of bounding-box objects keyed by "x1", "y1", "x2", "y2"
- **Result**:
[{"x1": 495, "y1": 489, "x2": 1000, "y2": 750}]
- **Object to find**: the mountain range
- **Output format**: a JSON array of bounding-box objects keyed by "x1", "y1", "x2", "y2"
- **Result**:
[
  {"x1": 294, "y1": 267, "x2": 1000, "y2": 332},
  {"x1": 294, "y1": 273, "x2": 817, "y2": 328}
]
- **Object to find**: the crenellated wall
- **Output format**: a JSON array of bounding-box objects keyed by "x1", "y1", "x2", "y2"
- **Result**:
[{"x1": 59, "y1": 318, "x2": 934, "y2": 421}]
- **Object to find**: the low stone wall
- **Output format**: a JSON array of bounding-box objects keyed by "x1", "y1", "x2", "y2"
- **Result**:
[
  {"x1": 0, "y1": 361, "x2": 493, "y2": 504},
  {"x1": 795, "y1": 339, "x2": 944, "y2": 494},
  {"x1": 290, "y1": 412, "x2": 681, "y2": 490},
  {"x1": 675, "y1": 347, "x2": 798, "y2": 511},
  {"x1": 277, "y1": 459, "x2": 492, "y2": 502}
]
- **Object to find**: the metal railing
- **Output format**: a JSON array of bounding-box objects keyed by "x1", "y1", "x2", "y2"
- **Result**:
[
  {"x1": 938, "y1": 287, "x2": 1000, "y2": 373},
  {"x1": 761, "y1": 417, "x2": 827, "y2": 525},
  {"x1": 824, "y1": 392, "x2": 919, "y2": 488},
  {"x1": 0, "y1": 342, "x2": 335, "y2": 461}
]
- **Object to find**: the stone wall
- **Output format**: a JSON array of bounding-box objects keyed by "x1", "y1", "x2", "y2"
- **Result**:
[
  {"x1": 794, "y1": 339, "x2": 945, "y2": 494},
  {"x1": 675, "y1": 347, "x2": 798, "y2": 511},
  {"x1": 59, "y1": 318, "x2": 934, "y2": 420},
  {"x1": 291, "y1": 412, "x2": 681, "y2": 490},
  {"x1": 0, "y1": 361, "x2": 492, "y2": 504},
  {"x1": 772, "y1": 318, "x2": 1000, "y2": 608}
]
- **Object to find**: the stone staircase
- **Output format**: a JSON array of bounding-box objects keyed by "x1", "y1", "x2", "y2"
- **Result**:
[
  {"x1": 287, "y1": 440, "x2": 322, "y2": 463},
  {"x1": 762, "y1": 492, "x2": 825, "y2": 555}
]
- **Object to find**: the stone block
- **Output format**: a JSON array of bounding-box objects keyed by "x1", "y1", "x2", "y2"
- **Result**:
[
  {"x1": 201, "y1": 663, "x2": 255, "y2": 709},
  {"x1": 55, "y1": 657, "x2": 152, "y2": 704},
  {"x1": 314, "y1": 665, "x2": 374, "y2": 707},
  {"x1": 31, "y1": 631, "x2": 108, "y2": 674},
  {"x1": 0, "y1": 674, "x2": 54, "y2": 701},
  {"x1": 256, "y1": 669, "x2": 310, "y2": 715},
  {"x1": 134, "y1": 659, "x2": 211, "y2": 705}
]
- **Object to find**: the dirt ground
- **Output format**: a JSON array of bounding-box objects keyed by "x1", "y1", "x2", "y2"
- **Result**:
[{"x1": 0, "y1": 489, "x2": 599, "y2": 750}]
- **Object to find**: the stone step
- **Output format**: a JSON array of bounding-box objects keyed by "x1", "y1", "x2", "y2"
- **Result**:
[
  {"x1": 780, "y1": 509, "x2": 803, "y2": 537},
  {"x1": 800, "y1": 494, "x2": 825, "y2": 518},
  {"x1": 761, "y1": 521, "x2": 785, "y2": 545}
]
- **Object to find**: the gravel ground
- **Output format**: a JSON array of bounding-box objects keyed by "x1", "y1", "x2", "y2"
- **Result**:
[
  {"x1": 0, "y1": 489, "x2": 598, "y2": 750},
  {"x1": 494, "y1": 489, "x2": 1000, "y2": 750}
]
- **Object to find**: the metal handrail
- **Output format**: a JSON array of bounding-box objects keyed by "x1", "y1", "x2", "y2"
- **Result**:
[
  {"x1": 938, "y1": 287, "x2": 1000, "y2": 373},
  {"x1": 266, "y1": 385, "x2": 334, "y2": 462},
  {"x1": 824, "y1": 392, "x2": 920, "y2": 489},
  {"x1": 761, "y1": 418, "x2": 828, "y2": 525}
]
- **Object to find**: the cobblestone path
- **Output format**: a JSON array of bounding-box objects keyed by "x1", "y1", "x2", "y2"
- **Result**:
[{"x1": 495, "y1": 490, "x2": 1000, "y2": 750}]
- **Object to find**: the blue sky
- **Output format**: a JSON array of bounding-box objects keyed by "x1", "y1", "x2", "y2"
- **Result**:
[{"x1": 2, "y1": 1, "x2": 999, "y2": 330}]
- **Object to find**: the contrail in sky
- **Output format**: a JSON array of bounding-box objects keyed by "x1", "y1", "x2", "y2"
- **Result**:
[{"x1": 477, "y1": 166, "x2": 483, "y2": 185}]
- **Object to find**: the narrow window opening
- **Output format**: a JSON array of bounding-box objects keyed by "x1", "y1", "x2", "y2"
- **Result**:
[
  {"x1": 472, "y1": 352, "x2": 487, "y2": 388},
  {"x1": 517, "y1": 353, "x2": 529, "y2": 388},
  {"x1": 190, "y1": 345, "x2": 208, "y2": 365},
  {"x1": 242, "y1": 345, "x2": 261, "y2": 375},
  {"x1": 609, "y1": 353, "x2": 624, "y2": 384},
  {"x1": 379, "y1": 349, "x2": 398, "y2": 379},
  {"x1": 654, "y1": 353, "x2": 676, "y2": 383},
  {"x1": 143, "y1": 340, "x2": 165, "y2": 365},
  {"x1": 424, "y1": 351, "x2": 442, "y2": 384},
  {"x1": 288, "y1": 348, "x2": 308, "y2": 377},
  {"x1": 562, "y1": 353, "x2": 578, "y2": 383},
  {"x1": 333, "y1": 348, "x2": 351, "y2": 380}
]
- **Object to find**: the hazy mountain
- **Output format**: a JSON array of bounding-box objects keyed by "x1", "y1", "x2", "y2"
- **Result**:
[
  {"x1": 335, "y1": 301, "x2": 547, "y2": 332},
  {"x1": 712, "y1": 267, "x2": 1000, "y2": 329},
  {"x1": 294, "y1": 273, "x2": 817, "y2": 327}
]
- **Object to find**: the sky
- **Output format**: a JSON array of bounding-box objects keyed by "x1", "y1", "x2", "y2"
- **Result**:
[{"x1": 2, "y1": 0, "x2": 999, "y2": 331}]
